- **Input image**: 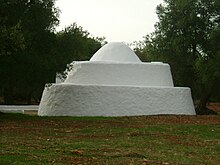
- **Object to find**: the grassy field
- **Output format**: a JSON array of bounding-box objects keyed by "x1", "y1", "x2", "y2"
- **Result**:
[{"x1": 1, "y1": 113, "x2": 220, "y2": 164}]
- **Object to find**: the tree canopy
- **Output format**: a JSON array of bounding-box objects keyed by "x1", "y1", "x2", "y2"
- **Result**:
[
  {"x1": 135, "y1": 0, "x2": 220, "y2": 114},
  {"x1": 0, "y1": 0, "x2": 103, "y2": 104}
]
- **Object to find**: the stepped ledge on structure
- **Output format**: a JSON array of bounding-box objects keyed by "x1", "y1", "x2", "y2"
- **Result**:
[{"x1": 38, "y1": 42, "x2": 196, "y2": 116}]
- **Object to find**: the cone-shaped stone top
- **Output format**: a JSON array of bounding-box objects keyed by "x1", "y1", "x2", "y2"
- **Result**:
[{"x1": 90, "y1": 42, "x2": 142, "y2": 63}]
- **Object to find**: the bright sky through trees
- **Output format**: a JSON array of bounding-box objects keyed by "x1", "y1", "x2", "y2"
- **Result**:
[{"x1": 56, "y1": 0, "x2": 163, "y2": 43}]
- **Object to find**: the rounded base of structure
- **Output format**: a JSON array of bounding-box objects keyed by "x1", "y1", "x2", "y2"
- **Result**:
[{"x1": 38, "y1": 84, "x2": 195, "y2": 116}]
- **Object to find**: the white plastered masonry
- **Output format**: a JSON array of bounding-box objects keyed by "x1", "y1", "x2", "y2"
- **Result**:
[{"x1": 38, "y1": 42, "x2": 195, "y2": 116}]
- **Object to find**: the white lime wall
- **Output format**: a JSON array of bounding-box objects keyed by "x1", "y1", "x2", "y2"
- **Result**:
[
  {"x1": 38, "y1": 84, "x2": 195, "y2": 116},
  {"x1": 65, "y1": 62, "x2": 174, "y2": 87},
  {"x1": 38, "y1": 42, "x2": 196, "y2": 116}
]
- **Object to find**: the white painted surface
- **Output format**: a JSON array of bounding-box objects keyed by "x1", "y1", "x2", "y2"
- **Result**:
[
  {"x1": 0, "y1": 105, "x2": 39, "y2": 110},
  {"x1": 56, "y1": 73, "x2": 64, "y2": 83},
  {"x1": 90, "y1": 42, "x2": 141, "y2": 63},
  {"x1": 0, "y1": 105, "x2": 39, "y2": 114},
  {"x1": 38, "y1": 84, "x2": 195, "y2": 116},
  {"x1": 39, "y1": 42, "x2": 196, "y2": 116},
  {"x1": 65, "y1": 62, "x2": 174, "y2": 87}
]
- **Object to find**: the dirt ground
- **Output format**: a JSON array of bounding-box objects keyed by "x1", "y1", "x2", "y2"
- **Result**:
[
  {"x1": 1, "y1": 113, "x2": 220, "y2": 164},
  {"x1": 207, "y1": 102, "x2": 220, "y2": 112}
]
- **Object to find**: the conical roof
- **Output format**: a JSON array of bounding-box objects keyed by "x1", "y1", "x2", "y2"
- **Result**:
[{"x1": 90, "y1": 42, "x2": 141, "y2": 63}]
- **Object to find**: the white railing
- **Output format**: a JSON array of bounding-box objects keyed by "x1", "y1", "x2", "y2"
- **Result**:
[{"x1": 0, "y1": 105, "x2": 39, "y2": 114}]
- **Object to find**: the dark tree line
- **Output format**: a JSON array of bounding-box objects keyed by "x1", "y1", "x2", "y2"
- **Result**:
[
  {"x1": 0, "y1": 0, "x2": 103, "y2": 104},
  {"x1": 134, "y1": 0, "x2": 220, "y2": 114}
]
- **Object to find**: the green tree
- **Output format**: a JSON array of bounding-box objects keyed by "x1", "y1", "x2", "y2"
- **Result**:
[
  {"x1": 55, "y1": 23, "x2": 103, "y2": 75},
  {"x1": 195, "y1": 27, "x2": 220, "y2": 113},
  {"x1": 136, "y1": 0, "x2": 220, "y2": 114},
  {"x1": 0, "y1": 0, "x2": 105, "y2": 104},
  {"x1": 0, "y1": 0, "x2": 59, "y2": 104}
]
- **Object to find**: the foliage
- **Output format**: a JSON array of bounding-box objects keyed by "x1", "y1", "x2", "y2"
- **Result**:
[
  {"x1": 135, "y1": 0, "x2": 220, "y2": 113},
  {"x1": 54, "y1": 23, "x2": 103, "y2": 76},
  {"x1": 0, "y1": 1, "x2": 104, "y2": 104},
  {"x1": 195, "y1": 27, "x2": 220, "y2": 100},
  {"x1": 0, "y1": 0, "x2": 59, "y2": 104}
]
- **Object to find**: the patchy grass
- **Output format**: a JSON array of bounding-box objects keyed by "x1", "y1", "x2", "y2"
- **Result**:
[{"x1": 1, "y1": 113, "x2": 220, "y2": 164}]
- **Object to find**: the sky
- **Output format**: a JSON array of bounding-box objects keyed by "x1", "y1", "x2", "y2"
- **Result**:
[{"x1": 55, "y1": 0, "x2": 163, "y2": 43}]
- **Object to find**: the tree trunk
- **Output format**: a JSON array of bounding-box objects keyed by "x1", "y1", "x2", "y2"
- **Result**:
[
  {"x1": 196, "y1": 92, "x2": 210, "y2": 114},
  {"x1": 196, "y1": 89, "x2": 217, "y2": 115}
]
